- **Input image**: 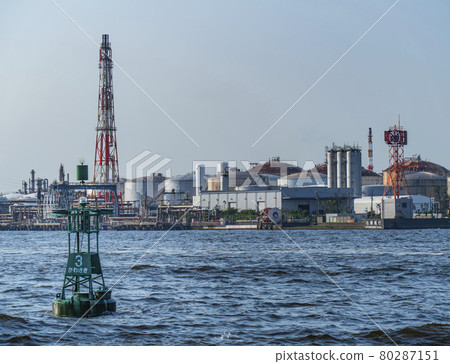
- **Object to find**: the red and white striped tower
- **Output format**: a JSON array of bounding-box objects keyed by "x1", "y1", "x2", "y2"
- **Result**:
[
  {"x1": 368, "y1": 127, "x2": 373, "y2": 171},
  {"x1": 93, "y1": 34, "x2": 119, "y2": 188},
  {"x1": 382, "y1": 117, "x2": 411, "y2": 199}
]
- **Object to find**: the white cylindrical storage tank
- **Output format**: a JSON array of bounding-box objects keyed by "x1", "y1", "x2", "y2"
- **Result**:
[
  {"x1": 207, "y1": 176, "x2": 221, "y2": 191},
  {"x1": 346, "y1": 149, "x2": 353, "y2": 189},
  {"x1": 345, "y1": 149, "x2": 362, "y2": 197},
  {"x1": 327, "y1": 149, "x2": 337, "y2": 188},
  {"x1": 146, "y1": 174, "x2": 166, "y2": 200},
  {"x1": 353, "y1": 149, "x2": 362, "y2": 197},
  {"x1": 165, "y1": 173, "x2": 194, "y2": 194},
  {"x1": 124, "y1": 179, "x2": 140, "y2": 206},
  {"x1": 337, "y1": 149, "x2": 346, "y2": 188}
]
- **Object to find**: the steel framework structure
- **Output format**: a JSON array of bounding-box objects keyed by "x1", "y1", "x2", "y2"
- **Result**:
[
  {"x1": 382, "y1": 119, "x2": 411, "y2": 199},
  {"x1": 94, "y1": 34, "x2": 119, "y2": 187}
]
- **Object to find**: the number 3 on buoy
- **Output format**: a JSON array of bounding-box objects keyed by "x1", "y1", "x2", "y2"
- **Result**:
[{"x1": 75, "y1": 255, "x2": 83, "y2": 268}]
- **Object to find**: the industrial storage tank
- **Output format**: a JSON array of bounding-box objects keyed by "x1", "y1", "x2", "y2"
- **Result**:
[
  {"x1": 164, "y1": 173, "x2": 200, "y2": 204},
  {"x1": 124, "y1": 179, "x2": 139, "y2": 203},
  {"x1": 402, "y1": 157, "x2": 448, "y2": 176},
  {"x1": 362, "y1": 168, "x2": 382, "y2": 186},
  {"x1": 362, "y1": 184, "x2": 387, "y2": 197},
  {"x1": 207, "y1": 176, "x2": 221, "y2": 191},
  {"x1": 229, "y1": 169, "x2": 256, "y2": 189},
  {"x1": 405, "y1": 172, "x2": 447, "y2": 198},
  {"x1": 164, "y1": 173, "x2": 195, "y2": 195},
  {"x1": 124, "y1": 174, "x2": 166, "y2": 207},
  {"x1": 247, "y1": 157, "x2": 302, "y2": 177},
  {"x1": 326, "y1": 146, "x2": 362, "y2": 196},
  {"x1": 207, "y1": 170, "x2": 278, "y2": 190},
  {"x1": 278, "y1": 171, "x2": 327, "y2": 188},
  {"x1": 361, "y1": 184, "x2": 408, "y2": 197},
  {"x1": 327, "y1": 150, "x2": 337, "y2": 188},
  {"x1": 383, "y1": 157, "x2": 449, "y2": 198}
]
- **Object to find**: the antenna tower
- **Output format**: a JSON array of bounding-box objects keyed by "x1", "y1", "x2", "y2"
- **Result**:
[{"x1": 382, "y1": 116, "x2": 411, "y2": 199}]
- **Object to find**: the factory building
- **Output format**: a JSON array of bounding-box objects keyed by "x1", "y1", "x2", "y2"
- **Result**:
[
  {"x1": 194, "y1": 186, "x2": 354, "y2": 215},
  {"x1": 194, "y1": 156, "x2": 356, "y2": 215},
  {"x1": 206, "y1": 158, "x2": 300, "y2": 191},
  {"x1": 207, "y1": 170, "x2": 280, "y2": 191},
  {"x1": 354, "y1": 195, "x2": 432, "y2": 216}
]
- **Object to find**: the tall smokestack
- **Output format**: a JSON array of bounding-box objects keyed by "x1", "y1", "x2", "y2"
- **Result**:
[
  {"x1": 93, "y1": 34, "x2": 119, "y2": 185},
  {"x1": 59, "y1": 164, "x2": 65, "y2": 183},
  {"x1": 368, "y1": 127, "x2": 373, "y2": 171}
]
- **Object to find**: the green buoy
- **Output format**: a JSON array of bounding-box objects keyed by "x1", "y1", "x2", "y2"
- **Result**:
[{"x1": 52, "y1": 197, "x2": 116, "y2": 317}]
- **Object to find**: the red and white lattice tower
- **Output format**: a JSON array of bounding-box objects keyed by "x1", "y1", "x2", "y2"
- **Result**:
[
  {"x1": 367, "y1": 127, "x2": 374, "y2": 171},
  {"x1": 382, "y1": 118, "x2": 411, "y2": 199},
  {"x1": 93, "y1": 34, "x2": 119, "y2": 187}
]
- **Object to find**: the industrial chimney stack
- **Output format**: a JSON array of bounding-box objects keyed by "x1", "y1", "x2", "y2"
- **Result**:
[
  {"x1": 93, "y1": 34, "x2": 120, "y2": 186},
  {"x1": 368, "y1": 127, "x2": 373, "y2": 171}
]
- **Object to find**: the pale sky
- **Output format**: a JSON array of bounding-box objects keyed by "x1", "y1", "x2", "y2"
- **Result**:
[{"x1": 1, "y1": 0, "x2": 449, "y2": 192}]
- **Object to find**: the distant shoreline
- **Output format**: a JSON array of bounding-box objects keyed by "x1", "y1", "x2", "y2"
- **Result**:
[
  {"x1": 0, "y1": 222, "x2": 366, "y2": 231},
  {"x1": 2, "y1": 219, "x2": 449, "y2": 231}
]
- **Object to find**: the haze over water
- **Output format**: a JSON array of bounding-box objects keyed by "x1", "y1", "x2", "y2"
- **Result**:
[{"x1": 0, "y1": 230, "x2": 449, "y2": 345}]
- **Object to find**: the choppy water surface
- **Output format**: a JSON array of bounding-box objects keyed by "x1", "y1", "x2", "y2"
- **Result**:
[{"x1": 0, "y1": 229, "x2": 449, "y2": 345}]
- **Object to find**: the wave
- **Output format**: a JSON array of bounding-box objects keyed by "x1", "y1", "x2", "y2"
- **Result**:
[
  {"x1": 7, "y1": 335, "x2": 34, "y2": 345},
  {"x1": 303, "y1": 333, "x2": 340, "y2": 343},
  {"x1": 365, "y1": 322, "x2": 450, "y2": 345},
  {"x1": 0, "y1": 313, "x2": 27, "y2": 324},
  {"x1": 3, "y1": 287, "x2": 25, "y2": 293},
  {"x1": 130, "y1": 264, "x2": 156, "y2": 270},
  {"x1": 278, "y1": 302, "x2": 315, "y2": 307}
]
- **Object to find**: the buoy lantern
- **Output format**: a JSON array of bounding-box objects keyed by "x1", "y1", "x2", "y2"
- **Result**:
[{"x1": 52, "y1": 197, "x2": 116, "y2": 317}]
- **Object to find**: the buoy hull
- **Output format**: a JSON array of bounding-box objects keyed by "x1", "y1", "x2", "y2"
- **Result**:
[{"x1": 52, "y1": 291, "x2": 116, "y2": 318}]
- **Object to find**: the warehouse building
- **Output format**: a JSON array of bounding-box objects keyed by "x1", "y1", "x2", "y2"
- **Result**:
[{"x1": 193, "y1": 186, "x2": 354, "y2": 215}]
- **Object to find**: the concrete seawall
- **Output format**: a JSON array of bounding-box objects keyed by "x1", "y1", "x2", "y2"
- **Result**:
[{"x1": 365, "y1": 218, "x2": 450, "y2": 230}]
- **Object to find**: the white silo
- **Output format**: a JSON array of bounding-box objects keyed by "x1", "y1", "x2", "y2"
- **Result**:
[
  {"x1": 337, "y1": 149, "x2": 346, "y2": 188},
  {"x1": 327, "y1": 149, "x2": 337, "y2": 188},
  {"x1": 345, "y1": 148, "x2": 362, "y2": 197},
  {"x1": 346, "y1": 148, "x2": 353, "y2": 189},
  {"x1": 124, "y1": 179, "x2": 141, "y2": 206}
]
